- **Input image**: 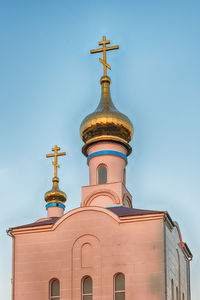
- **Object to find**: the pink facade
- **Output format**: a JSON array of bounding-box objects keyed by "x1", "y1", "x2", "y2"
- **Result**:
[
  {"x1": 8, "y1": 106, "x2": 193, "y2": 300},
  {"x1": 9, "y1": 204, "x2": 192, "y2": 300},
  {"x1": 11, "y1": 207, "x2": 167, "y2": 300}
]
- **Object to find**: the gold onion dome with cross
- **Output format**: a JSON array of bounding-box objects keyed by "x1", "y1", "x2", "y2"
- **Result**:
[
  {"x1": 44, "y1": 145, "x2": 67, "y2": 207},
  {"x1": 80, "y1": 36, "x2": 133, "y2": 156}
]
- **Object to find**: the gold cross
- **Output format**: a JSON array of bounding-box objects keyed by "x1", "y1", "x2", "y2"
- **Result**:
[
  {"x1": 90, "y1": 35, "x2": 119, "y2": 76},
  {"x1": 46, "y1": 145, "x2": 66, "y2": 178}
]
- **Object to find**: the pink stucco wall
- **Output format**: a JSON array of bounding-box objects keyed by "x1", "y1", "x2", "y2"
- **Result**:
[
  {"x1": 81, "y1": 181, "x2": 132, "y2": 207},
  {"x1": 12, "y1": 207, "x2": 165, "y2": 300},
  {"x1": 47, "y1": 206, "x2": 64, "y2": 218}
]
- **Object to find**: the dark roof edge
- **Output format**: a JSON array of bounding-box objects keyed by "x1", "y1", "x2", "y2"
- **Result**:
[
  {"x1": 7, "y1": 217, "x2": 60, "y2": 232},
  {"x1": 107, "y1": 206, "x2": 164, "y2": 217},
  {"x1": 183, "y1": 243, "x2": 193, "y2": 260}
]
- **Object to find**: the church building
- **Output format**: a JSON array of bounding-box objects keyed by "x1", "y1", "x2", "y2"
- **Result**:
[{"x1": 7, "y1": 36, "x2": 192, "y2": 300}]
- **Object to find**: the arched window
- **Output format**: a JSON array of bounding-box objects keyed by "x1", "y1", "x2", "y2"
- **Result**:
[
  {"x1": 123, "y1": 196, "x2": 131, "y2": 208},
  {"x1": 182, "y1": 293, "x2": 184, "y2": 300},
  {"x1": 82, "y1": 276, "x2": 93, "y2": 300},
  {"x1": 98, "y1": 165, "x2": 107, "y2": 184},
  {"x1": 49, "y1": 279, "x2": 60, "y2": 300},
  {"x1": 114, "y1": 273, "x2": 125, "y2": 300},
  {"x1": 171, "y1": 279, "x2": 174, "y2": 300}
]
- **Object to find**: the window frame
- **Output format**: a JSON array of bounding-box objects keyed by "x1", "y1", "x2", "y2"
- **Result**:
[
  {"x1": 97, "y1": 164, "x2": 108, "y2": 184},
  {"x1": 171, "y1": 279, "x2": 174, "y2": 300},
  {"x1": 114, "y1": 272, "x2": 125, "y2": 300},
  {"x1": 49, "y1": 278, "x2": 60, "y2": 300},
  {"x1": 81, "y1": 275, "x2": 93, "y2": 300}
]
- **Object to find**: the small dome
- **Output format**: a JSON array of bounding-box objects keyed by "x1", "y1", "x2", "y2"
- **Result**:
[
  {"x1": 45, "y1": 177, "x2": 67, "y2": 204},
  {"x1": 80, "y1": 76, "x2": 133, "y2": 156}
]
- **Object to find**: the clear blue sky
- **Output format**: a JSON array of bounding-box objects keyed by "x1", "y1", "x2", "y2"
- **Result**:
[{"x1": 0, "y1": 0, "x2": 199, "y2": 298}]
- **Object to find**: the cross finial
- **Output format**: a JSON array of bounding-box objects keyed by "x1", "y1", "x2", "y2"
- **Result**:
[
  {"x1": 46, "y1": 145, "x2": 66, "y2": 178},
  {"x1": 90, "y1": 35, "x2": 119, "y2": 76}
]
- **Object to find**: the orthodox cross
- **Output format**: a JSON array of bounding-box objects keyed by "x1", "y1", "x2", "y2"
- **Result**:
[
  {"x1": 46, "y1": 145, "x2": 66, "y2": 178},
  {"x1": 90, "y1": 35, "x2": 119, "y2": 76}
]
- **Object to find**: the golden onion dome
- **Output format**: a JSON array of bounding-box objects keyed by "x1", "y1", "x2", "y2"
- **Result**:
[
  {"x1": 44, "y1": 177, "x2": 67, "y2": 204},
  {"x1": 80, "y1": 76, "x2": 133, "y2": 156}
]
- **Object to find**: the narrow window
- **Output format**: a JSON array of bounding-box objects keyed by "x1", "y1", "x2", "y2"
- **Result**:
[
  {"x1": 82, "y1": 276, "x2": 93, "y2": 300},
  {"x1": 50, "y1": 279, "x2": 60, "y2": 300},
  {"x1": 114, "y1": 273, "x2": 125, "y2": 300},
  {"x1": 171, "y1": 279, "x2": 174, "y2": 300},
  {"x1": 123, "y1": 168, "x2": 126, "y2": 185},
  {"x1": 176, "y1": 287, "x2": 179, "y2": 300},
  {"x1": 182, "y1": 293, "x2": 184, "y2": 300},
  {"x1": 176, "y1": 249, "x2": 181, "y2": 300},
  {"x1": 98, "y1": 165, "x2": 107, "y2": 184}
]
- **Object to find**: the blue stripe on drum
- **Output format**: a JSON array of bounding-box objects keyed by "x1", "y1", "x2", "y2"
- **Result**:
[
  {"x1": 87, "y1": 150, "x2": 127, "y2": 161},
  {"x1": 46, "y1": 203, "x2": 65, "y2": 209}
]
